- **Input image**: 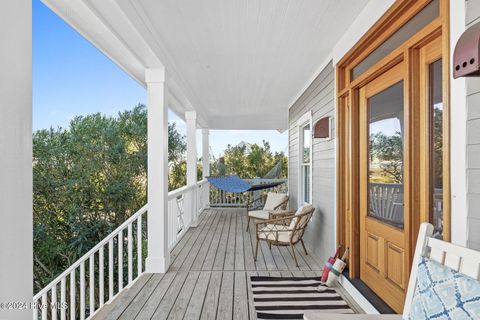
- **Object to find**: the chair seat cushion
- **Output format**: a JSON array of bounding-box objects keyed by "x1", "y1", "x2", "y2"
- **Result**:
[
  {"x1": 258, "y1": 224, "x2": 292, "y2": 242},
  {"x1": 408, "y1": 256, "x2": 480, "y2": 319},
  {"x1": 263, "y1": 192, "x2": 287, "y2": 211},
  {"x1": 248, "y1": 210, "x2": 270, "y2": 219}
]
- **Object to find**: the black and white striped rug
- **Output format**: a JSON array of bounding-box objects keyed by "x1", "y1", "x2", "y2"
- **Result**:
[{"x1": 250, "y1": 276, "x2": 354, "y2": 319}]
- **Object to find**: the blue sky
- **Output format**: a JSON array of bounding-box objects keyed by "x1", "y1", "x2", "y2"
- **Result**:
[{"x1": 33, "y1": 0, "x2": 287, "y2": 157}]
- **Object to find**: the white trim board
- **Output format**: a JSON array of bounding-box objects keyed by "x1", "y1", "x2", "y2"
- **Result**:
[
  {"x1": 449, "y1": 0, "x2": 467, "y2": 247},
  {"x1": 297, "y1": 111, "x2": 313, "y2": 206}
]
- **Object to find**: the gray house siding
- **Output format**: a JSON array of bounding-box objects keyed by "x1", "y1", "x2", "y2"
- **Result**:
[
  {"x1": 289, "y1": 61, "x2": 336, "y2": 260},
  {"x1": 466, "y1": 0, "x2": 480, "y2": 250}
]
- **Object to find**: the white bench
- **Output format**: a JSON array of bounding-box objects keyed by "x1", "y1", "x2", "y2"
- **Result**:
[{"x1": 304, "y1": 223, "x2": 480, "y2": 319}]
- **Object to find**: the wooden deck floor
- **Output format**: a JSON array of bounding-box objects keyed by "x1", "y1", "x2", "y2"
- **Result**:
[{"x1": 93, "y1": 208, "x2": 338, "y2": 320}]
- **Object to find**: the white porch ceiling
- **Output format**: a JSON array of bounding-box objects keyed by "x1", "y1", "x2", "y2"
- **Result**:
[{"x1": 42, "y1": 0, "x2": 369, "y2": 130}]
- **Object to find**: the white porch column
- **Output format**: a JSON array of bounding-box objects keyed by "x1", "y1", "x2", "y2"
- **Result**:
[
  {"x1": 202, "y1": 129, "x2": 210, "y2": 178},
  {"x1": 145, "y1": 68, "x2": 170, "y2": 273},
  {"x1": 202, "y1": 129, "x2": 211, "y2": 209},
  {"x1": 0, "y1": 2, "x2": 33, "y2": 319},
  {"x1": 186, "y1": 111, "x2": 198, "y2": 226}
]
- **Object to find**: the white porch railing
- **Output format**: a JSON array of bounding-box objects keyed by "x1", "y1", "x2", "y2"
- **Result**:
[
  {"x1": 33, "y1": 180, "x2": 209, "y2": 320},
  {"x1": 167, "y1": 179, "x2": 209, "y2": 250},
  {"x1": 32, "y1": 205, "x2": 147, "y2": 320},
  {"x1": 209, "y1": 178, "x2": 288, "y2": 207}
]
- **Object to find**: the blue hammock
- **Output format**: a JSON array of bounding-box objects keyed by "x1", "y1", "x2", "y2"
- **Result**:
[{"x1": 207, "y1": 175, "x2": 284, "y2": 193}]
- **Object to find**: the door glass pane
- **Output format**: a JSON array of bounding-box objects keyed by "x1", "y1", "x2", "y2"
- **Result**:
[
  {"x1": 351, "y1": 0, "x2": 439, "y2": 80},
  {"x1": 430, "y1": 59, "x2": 443, "y2": 239},
  {"x1": 368, "y1": 81, "x2": 404, "y2": 229},
  {"x1": 302, "y1": 124, "x2": 311, "y2": 163}
]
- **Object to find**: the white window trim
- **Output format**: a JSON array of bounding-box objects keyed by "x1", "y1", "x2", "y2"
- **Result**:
[{"x1": 298, "y1": 111, "x2": 313, "y2": 205}]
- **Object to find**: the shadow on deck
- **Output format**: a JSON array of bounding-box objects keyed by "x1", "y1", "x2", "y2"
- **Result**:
[{"x1": 93, "y1": 208, "x2": 326, "y2": 320}]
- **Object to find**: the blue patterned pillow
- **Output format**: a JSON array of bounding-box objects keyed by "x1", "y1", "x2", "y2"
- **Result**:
[{"x1": 408, "y1": 256, "x2": 480, "y2": 319}]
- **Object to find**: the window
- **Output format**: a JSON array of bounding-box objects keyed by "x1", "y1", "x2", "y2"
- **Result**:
[
  {"x1": 428, "y1": 59, "x2": 444, "y2": 239},
  {"x1": 299, "y1": 112, "x2": 312, "y2": 204},
  {"x1": 350, "y1": 0, "x2": 439, "y2": 80}
]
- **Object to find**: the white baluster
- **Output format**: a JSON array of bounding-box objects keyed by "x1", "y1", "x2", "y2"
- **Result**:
[
  {"x1": 80, "y1": 261, "x2": 85, "y2": 320},
  {"x1": 33, "y1": 299, "x2": 38, "y2": 320},
  {"x1": 70, "y1": 270, "x2": 76, "y2": 320},
  {"x1": 118, "y1": 231, "x2": 123, "y2": 291},
  {"x1": 89, "y1": 255, "x2": 95, "y2": 315},
  {"x1": 108, "y1": 238, "x2": 113, "y2": 301},
  {"x1": 51, "y1": 283, "x2": 57, "y2": 320},
  {"x1": 60, "y1": 278, "x2": 66, "y2": 320},
  {"x1": 32, "y1": 206, "x2": 148, "y2": 320},
  {"x1": 41, "y1": 293, "x2": 47, "y2": 320},
  {"x1": 99, "y1": 246, "x2": 104, "y2": 307},
  {"x1": 128, "y1": 223, "x2": 133, "y2": 284},
  {"x1": 137, "y1": 215, "x2": 142, "y2": 275}
]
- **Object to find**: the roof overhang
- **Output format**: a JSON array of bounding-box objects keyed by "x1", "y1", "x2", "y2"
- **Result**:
[{"x1": 42, "y1": 0, "x2": 370, "y2": 130}]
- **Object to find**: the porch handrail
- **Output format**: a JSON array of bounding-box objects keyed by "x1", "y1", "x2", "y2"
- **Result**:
[
  {"x1": 168, "y1": 179, "x2": 208, "y2": 199},
  {"x1": 33, "y1": 204, "x2": 148, "y2": 320},
  {"x1": 209, "y1": 178, "x2": 288, "y2": 207},
  {"x1": 33, "y1": 204, "x2": 148, "y2": 302},
  {"x1": 168, "y1": 183, "x2": 196, "y2": 199},
  {"x1": 33, "y1": 179, "x2": 210, "y2": 320}
]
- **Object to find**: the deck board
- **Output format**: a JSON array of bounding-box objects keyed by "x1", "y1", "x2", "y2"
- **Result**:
[
  {"x1": 183, "y1": 271, "x2": 211, "y2": 319},
  {"x1": 200, "y1": 271, "x2": 222, "y2": 320},
  {"x1": 202, "y1": 211, "x2": 227, "y2": 270},
  {"x1": 234, "y1": 214, "x2": 245, "y2": 270},
  {"x1": 150, "y1": 272, "x2": 189, "y2": 319},
  {"x1": 168, "y1": 271, "x2": 200, "y2": 320},
  {"x1": 93, "y1": 208, "x2": 326, "y2": 320},
  {"x1": 133, "y1": 272, "x2": 176, "y2": 319},
  {"x1": 212, "y1": 211, "x2": 232, "y2": 270},
  {"x1": 103, "y1": 273, "x2": 153, "y2": 320},
  {"x1": 233, "y1": 272, "x2": 249, "y2": 320},
  {"x1": 217, "y1": 272, "x2": 235, "y2": 319},
  {"x1": 223, "y1": 213, "x2": 237, "y2": 270},
  {"x1": 179, "y1": 213, "x2": 216, "y2": 271},
  {"x1": 191, "y1": 212, "x2": 221, "y2": 270}
]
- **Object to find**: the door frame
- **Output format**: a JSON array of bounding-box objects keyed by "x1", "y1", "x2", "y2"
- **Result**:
[{"x1": 335, "y1": 0, "x2": 450, "y2": 281}]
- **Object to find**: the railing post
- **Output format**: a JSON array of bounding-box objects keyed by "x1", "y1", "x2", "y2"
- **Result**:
[
  {"x1": 202, "y1": 128, "x2": 210, "y2": 209},
  {"x1": 253, "y1": 177, "x2": 261, "y2": 202},
  {"x1": 186, "y1": 111, "x2": 198, "y2": 227},
  {"x1": 145, "y1": 67, "x2": 170, "y2": 273}
]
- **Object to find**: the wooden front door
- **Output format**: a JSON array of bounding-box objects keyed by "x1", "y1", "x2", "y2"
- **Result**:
[
  {"x1": 335, "y1": 0, "x2": 450, "y2": 314},
  {"x1": 359, "y1": 62, "x2": 410, "y2": 313}
]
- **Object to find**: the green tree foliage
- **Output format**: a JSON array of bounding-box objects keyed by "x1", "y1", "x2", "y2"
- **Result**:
[
  {"x1": 33, "y1": 105, "x2": 286, "y2": 291},
  {"x1": 33, "y1": 104, "x2": 187, "y2": 291},
  {"x1": 167, "y1": 122, "x2": 188, "y2": 190},
  {"x1": 212, "y1": 140, "x2": 287, "y2": 179},
  {"x1": 168, "y1": 122, "x2": 186, "y2": 164}
]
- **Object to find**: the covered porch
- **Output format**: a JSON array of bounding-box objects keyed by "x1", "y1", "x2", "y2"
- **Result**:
[
  {"x1": 1, "y1": 0, "x2": 472, "y2": 319},
  {"x1": 27, "y1": 3, "x2": 368, "y2": 316},
  {"x1": 91, "y1": 208, "x2": 357, "y2": 320}
]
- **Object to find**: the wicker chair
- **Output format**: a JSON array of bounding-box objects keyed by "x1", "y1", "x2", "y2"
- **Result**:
[
  {"x1": 254, "y1": 205, "x2": 315, "y2": 267},
  {"x1": 246, "y1": 192, "x2": 289, "y2": 231}
]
